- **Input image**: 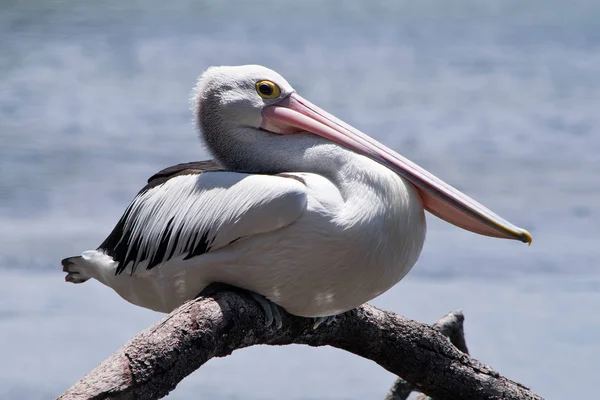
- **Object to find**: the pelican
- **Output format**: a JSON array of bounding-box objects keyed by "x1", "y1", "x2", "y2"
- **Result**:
[{"x1": 62, "y1": 65, "x2": 531, "y2": 325}]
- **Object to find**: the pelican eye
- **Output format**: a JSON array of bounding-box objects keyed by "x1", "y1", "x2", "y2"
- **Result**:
[{"x1": 256, "y1": 80, "x2": 281, "y2": 99}]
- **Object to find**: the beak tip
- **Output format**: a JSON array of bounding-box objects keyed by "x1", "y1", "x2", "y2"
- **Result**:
[{"x1": 520, "y1": 229, "x2": 533, "y2": 245}]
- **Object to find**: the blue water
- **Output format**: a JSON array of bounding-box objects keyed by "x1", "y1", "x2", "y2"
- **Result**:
[{"x1": 1, "y1": 1, "x2": 598, "y2": 399}]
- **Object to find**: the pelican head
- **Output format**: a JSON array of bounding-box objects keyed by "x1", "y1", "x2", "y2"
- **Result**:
[
  {"x1": 192, "y1": 65, "x2": 532, "y2": 244},
  {"x1": 194, "y1": 65, "x2": 294, "y2": 132}
]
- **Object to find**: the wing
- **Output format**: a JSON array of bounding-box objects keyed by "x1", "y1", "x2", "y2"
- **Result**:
[{"x1": 98, "y1": 160, "x2": 307, "y2": 275}]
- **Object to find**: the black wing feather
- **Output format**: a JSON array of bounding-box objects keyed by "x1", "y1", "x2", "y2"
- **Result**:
[
  {"x1": 145, "y1": 160, "x2": 225, "y2": 189},
  {"x1": 98, "y1": 160, "x2": 226, "y2": 275}
]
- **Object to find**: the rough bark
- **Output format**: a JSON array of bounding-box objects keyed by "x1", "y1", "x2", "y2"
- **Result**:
[
  {"x1": 57, "y1": 287, "x2": 544, "y2": 400},
  {"x1": 385, "y1": 310, "x2": 470, "y2": 400}
]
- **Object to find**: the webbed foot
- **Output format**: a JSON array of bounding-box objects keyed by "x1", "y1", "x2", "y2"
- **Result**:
[{"x1": 62, "y1": 256, "x2": 91, "y2": 284}]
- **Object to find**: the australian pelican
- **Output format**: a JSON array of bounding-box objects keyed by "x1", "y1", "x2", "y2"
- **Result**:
[{"x1": 62, "y1": 65, "x2": 531, "y2": 325}]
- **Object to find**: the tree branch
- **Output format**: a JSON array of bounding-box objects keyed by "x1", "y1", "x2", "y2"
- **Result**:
[
  {"x1": 385, "y1": 310, "x2": 470, "y2": 400},
  {"x1": 57, "y1": 288, "x2": 544, "y2": 400}
]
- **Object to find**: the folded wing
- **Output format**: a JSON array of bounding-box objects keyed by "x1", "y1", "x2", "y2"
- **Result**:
[{"x1": 97, "y1": 161, "x2": 308, "y2": 275}]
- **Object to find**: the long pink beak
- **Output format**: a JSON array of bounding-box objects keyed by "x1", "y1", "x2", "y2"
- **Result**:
[{"x1": 262, "y1": 93, "x2": 532, "y2": 244}]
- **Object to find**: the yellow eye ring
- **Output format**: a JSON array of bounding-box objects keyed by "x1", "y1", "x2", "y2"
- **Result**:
[{"x1": 255, "y1": 80, "x2": 281, "y2": 99}]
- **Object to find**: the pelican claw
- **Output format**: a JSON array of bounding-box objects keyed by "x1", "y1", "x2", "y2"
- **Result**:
[
  {"x1": 312, "y1": 315, "x2": 337, "y2": 329},
  {"x1": 249, "y1": 292, "x2": 283, "y2": 329}
]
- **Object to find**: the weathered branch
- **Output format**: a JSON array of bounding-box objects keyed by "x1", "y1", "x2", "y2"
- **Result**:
[
  {"x1": 385, "y1": 310, "x2": 470, "y2": 400},
  {"x1": 57, "y1": 288, "x2": 544, "y2": 400}
]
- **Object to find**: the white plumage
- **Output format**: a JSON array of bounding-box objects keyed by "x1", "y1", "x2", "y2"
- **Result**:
[{"x1": 66, "y1": 155, "x2": 425, "y2": 316}]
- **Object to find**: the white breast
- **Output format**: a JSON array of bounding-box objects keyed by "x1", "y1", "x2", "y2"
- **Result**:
[{"x1": 198, "y1": 157, "x2": 427, "y2": 317}]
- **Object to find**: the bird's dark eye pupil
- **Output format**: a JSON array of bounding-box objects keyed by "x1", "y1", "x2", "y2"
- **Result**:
[{"x1": 259, "y1": 84, "x2": 273, "y2": 96}]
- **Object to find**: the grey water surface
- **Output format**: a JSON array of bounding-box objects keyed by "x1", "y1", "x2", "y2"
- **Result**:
[{"x1": 1, "y1": 1, "x2": 599, "y2": 399}]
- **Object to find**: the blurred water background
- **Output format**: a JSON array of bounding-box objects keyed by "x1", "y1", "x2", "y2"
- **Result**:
[{"x1": 1, "y1": 1, "x2": 599, "y2": 398}]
